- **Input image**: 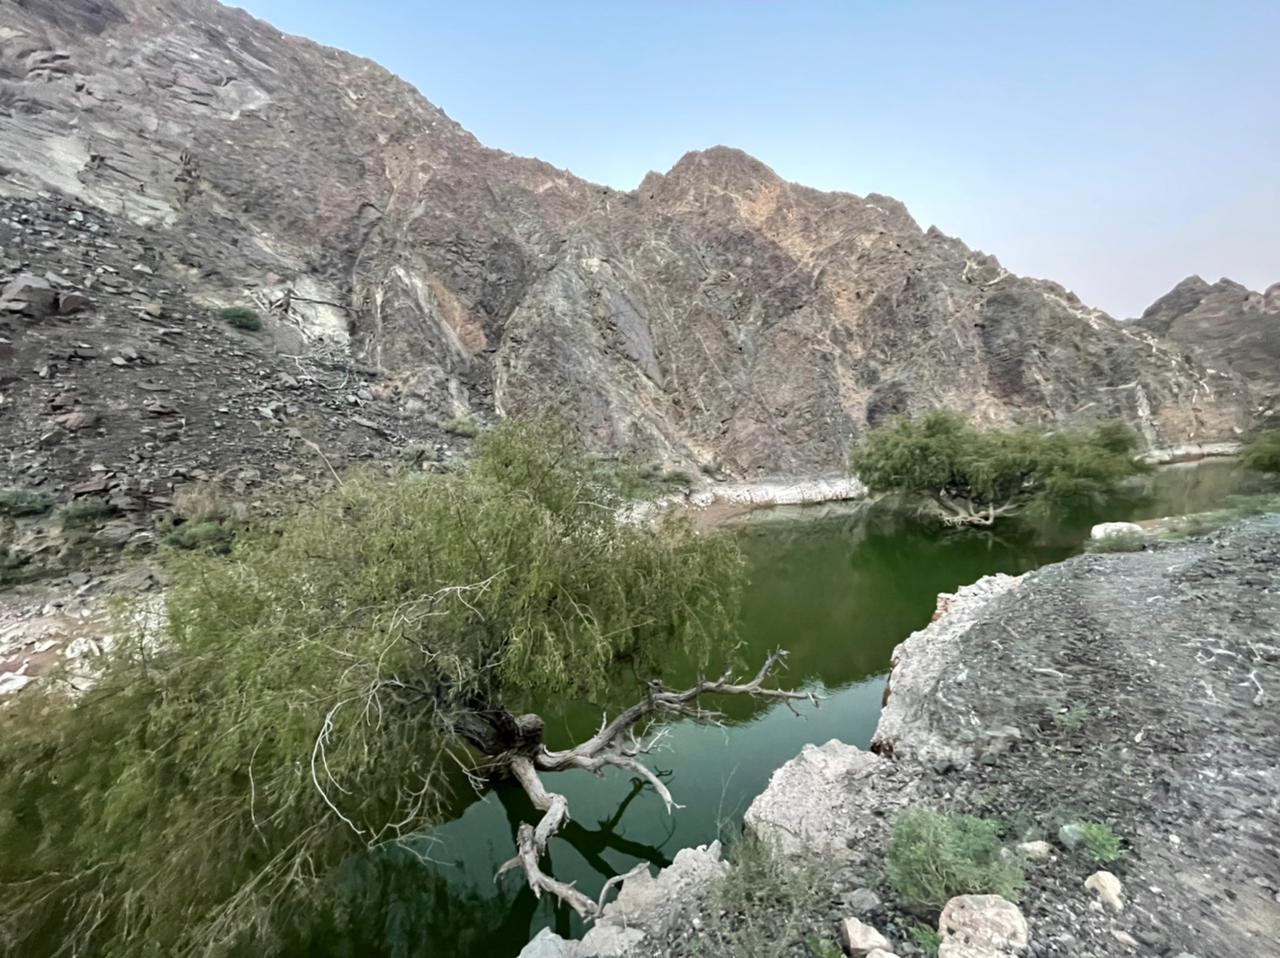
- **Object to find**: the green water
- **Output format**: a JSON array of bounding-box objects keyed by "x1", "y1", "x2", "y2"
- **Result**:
[{"x1": 290, "y1": 461, "x2": 1272, "y2": 957}]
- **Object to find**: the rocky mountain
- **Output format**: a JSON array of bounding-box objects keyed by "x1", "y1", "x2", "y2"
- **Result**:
[
  {"x1": 0, "y1": 0, "x2": 1254, "y2": 497},
  {"x1": 1135, "y1": 277, "x2": 1280, "y2": 423}
]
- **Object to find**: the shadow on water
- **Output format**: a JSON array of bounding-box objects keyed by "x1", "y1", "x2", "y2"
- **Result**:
[{"x1": 284, "y1": 460, "x2": 1273, "y2": 957}]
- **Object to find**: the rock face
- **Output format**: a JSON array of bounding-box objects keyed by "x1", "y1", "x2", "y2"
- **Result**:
[
  {"x1": 0, "y1": 0, "x2": 1253, "y2": 480},
  {"x1": 1136, "y1": 276, "x2": 1280, "y2": 421},
  {"x1": 742, "y1": 517, "x2": 1280, "y2": 958}
]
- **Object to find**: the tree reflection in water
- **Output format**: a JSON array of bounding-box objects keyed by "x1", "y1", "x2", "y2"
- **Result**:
[{"x1": 286, "y1": 776, "x2": 674, "y2": 957}]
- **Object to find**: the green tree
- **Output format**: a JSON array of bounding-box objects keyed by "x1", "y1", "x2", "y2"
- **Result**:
[
  {"x1": 1241, "y1": 430, "x2": 1280, "y2": 474},
  {"x1": 849, "y1": 412, "x2": 1144, "y2": 527},
  {"x1": 0, "y1": 419, "x2": 809, "y2": 956}
]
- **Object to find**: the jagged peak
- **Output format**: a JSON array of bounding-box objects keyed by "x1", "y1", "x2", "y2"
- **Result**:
[{"x1": 656, "y1": 146, "x2": 783, "y2": 191}]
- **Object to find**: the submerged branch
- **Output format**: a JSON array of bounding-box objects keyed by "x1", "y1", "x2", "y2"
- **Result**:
[{"x1": 495, "y1": 650, "x2": 819, "y2": 918}]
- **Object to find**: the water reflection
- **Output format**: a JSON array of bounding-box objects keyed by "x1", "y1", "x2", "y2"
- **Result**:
[{"x1": 286, "y1": 461, "x2": 1274, "y2": 957}]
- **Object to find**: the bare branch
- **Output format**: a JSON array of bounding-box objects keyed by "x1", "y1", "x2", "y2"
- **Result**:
[{"x1": 494, "y1": 651, "x2": 819, "y2": 918}]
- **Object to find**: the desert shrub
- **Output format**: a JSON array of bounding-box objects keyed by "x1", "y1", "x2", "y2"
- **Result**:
[
  {"x1": 58, "y1": 498, "x2": 115, "y2": 529},
  {"x1": 1085, "y1": 530, "x2": 1146, "y2": 553},
  {"x1": 910, "y1": 924, "x2": 943, "y2": 958},
  {"x1": 443, "y1": 414, "x2": 479, "y2": 438},
  {"x1": 0, "y1": 488, "x2": 53, "y2": 517},
  {"x1": 161, "y1": 521, "x2": 234, "y2": 553},
  {"x1": 887, "y1": 808, "x2": 1024, "y2": 912},
  {"x1": 693, "y1": 832, "x2": 825, "y2": 958},
  {"x1": 0, "y1": 418, "x2": 744, "y2": 956},
  {"x1": 1241, "y1": 430, "x2": 1280, "y2": 474},
  {"x1": 1052, "y1": 701, "x2": 1089, "y2": 727},
  {"x1": 1077, "y1": 821, "x2": 1123, "y2": 863},
  {"x1": 221, "y1": 306, "x2": 262, "y2": 331},
  {"x1": 171, "y1": 481, "x2": 232, "y2": 524},
  {"x1": 850, "y1": 412, "x2": 1144, "y2": 526},
  {"x1": 662, "y1": 470, "x2": 695, "y2": 488}
]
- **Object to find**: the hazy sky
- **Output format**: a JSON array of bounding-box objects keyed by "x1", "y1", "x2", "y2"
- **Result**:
[{"x1": 235, "y1": 1, "x2": 1278, "y2": 318}]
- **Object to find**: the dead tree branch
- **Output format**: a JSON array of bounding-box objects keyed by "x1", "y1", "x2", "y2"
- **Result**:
[{"x1": 496, "y1": 650, "x2": 819, "y2": 918}]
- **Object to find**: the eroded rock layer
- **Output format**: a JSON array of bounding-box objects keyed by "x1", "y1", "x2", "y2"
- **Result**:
[{"x1": 0, "y1": 0, "x2": 1254, "y2": 478}]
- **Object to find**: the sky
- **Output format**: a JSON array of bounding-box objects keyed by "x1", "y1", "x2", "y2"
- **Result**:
[{"x1": 234, "y1": 0, "x2": 1278, "y2": 319}]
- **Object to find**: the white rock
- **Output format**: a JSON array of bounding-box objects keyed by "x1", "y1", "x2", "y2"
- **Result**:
[
  {"x1": 937, "y1": 894, "x2": 1029, "y2": 958},
  {"x1": 839, "y1": 915, "x2": 891, "y2": 955},
  {"x1": 745, "y1": 739, "x2": 886, "y2": 856},
  {"x1": 1085, "y1": 870, "x2": 1125, "y2": 912},
  {"x1": 1090, "y1": 521, "x2": 1144, "y2": 540},
  {"x1": 517, "y1": 927, "x2": 575, "y2": 958},
  {"x1": 1017, "y1": 839, "x2": 1053, "y2": 861},
  {"x1": 1112, "y1": 929, "x2": 1140, "y2": 949},
  {"x1": 865, "y1": 950, "x2": 900, "y2": 958}
]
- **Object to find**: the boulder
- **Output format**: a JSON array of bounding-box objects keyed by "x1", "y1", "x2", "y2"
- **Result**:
[
  {"x1": 1090, "y1": 521, "x2": 1144, "y2": 540},
  {"x1": 744, "y1": 739, "x2": 886, "y2": 856},
  {"x1": 839, "y1": 916, "x2": 892, "y2": 955},
  {"x1": 1085, "y1": 870, "x2": 1125, "y2": 912},
  {"x1": 1, "y1": 273, "x2": 58, "y2": 316},
  {"x1": 1016, "y1": 840, "x2": 1053, "y2": 861},
  {"x1": 937, "y1": 894, "x2": 1029, "y2": 958},
  {"x1": 517, "y1": 927, "x2": 575, "y2": 958}
]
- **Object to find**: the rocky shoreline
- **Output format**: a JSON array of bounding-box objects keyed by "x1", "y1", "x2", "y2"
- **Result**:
[{"x1": 527, "y1": 515, "x2": 1280, "y2": 957}]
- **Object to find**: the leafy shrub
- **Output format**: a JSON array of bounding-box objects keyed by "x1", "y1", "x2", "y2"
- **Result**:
[
  {"x1": 1052, "y1": 701, "x2": 1089, "y2": 727},
  {"x1": 220, "y1": 306, "x2": 261, "y2": 331},
  {"x1": 161, "y1": 521, "x2": 233, "y2": 553},
  {"x1": 171, "y1": 482, "x2": 232, "y2": 524},
  {"x1": 444, "y1": 414, "x2": 479, "y2": 438},
  {"x1": 59, "y1": 498, "x2": 115, "y2": 529},
  {"x1": 1077, "y1": 821, "x2": 1123, "y2": 863},
  {"x1": 0, "y1": 488, "x2": 53, "y2": 517},
  {"x1": 662, "y1": 470, "x2": 695, "y2": 488},
  {"x1": 850, "y1": 412, "x2": 1144, "y2": 526},
  {"x1": 0, "y1": 419, "x2": 743, "y2": 956},
  {"x1": 695, "y1": 832, "x2": 823, "y2": 958},
  {"x1": 1241, "y1": 430, "x2": 1280, "y2": 474},
  {"x1": 887, "y1": 808, "x2": 1024, "y2": 912},
  {"x1": 911, "y1": 924, "x2": 943, "y2": 958},
  {"x1": 1085, "y1": 530, "x2": 1146, "y2": 553}
]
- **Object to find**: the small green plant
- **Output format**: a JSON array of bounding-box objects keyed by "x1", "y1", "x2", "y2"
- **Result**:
[
  {"x1": 804, "y1": 934, "x2": 844, "y2": 958},
  {"x1": 1085, "y1": 530, "x2": 1145, "y2": 553},
  {"x1": 59, "y1": 498, "x2": 115, "y2": 529},
  {"x1": 700, "y1": 461, "x2": 724, "y2": 478},
  {"x1": 887, "y1": 808, "x2": 1024, "y2": 912},
  {"x1": 1077, "y1": 821, "x2": 1123, "y2": 863},
  {"x1": 910, "y1": 924, "x2": 943, "y2": 958},
  {"x1": 444, "y1": 414, "x2": 479, "y2": 439},
  {"x1": 662, "y1": 470, "x2": 695, "y2": 488},
  {"x1": 695, "y1": 832, "x2": 822, "y2": 957},
  {"x1": 221, "y1": 306, "x2": 262, "y2": 331},
  {"x1": 1052, "y1": 701, "x2": 1089, "y2": 728},
  {"x1": 162, "y1": 521, "x2": 234, "y2": 553},
  {"x1": 1241, "y1": 430, "x2": 1280, "y2": 474},
  {"x1": 0, "y1": 488, "x2": 54, "y2": 517}
]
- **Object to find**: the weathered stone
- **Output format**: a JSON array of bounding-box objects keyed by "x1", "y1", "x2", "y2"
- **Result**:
[
  {"x1": 517, "y1": 927, "x2": 574, "y2": 958},
  {"x1": 53, "y1": 410, "x2": 99, "y2": 431},
  {"x1": 1085, "y1": 870, "x2": 1125, "y2": 912},
  {"x1": 838, "y1": 916, "x2": 891, "y2": 955},
  {"x1": 1016, "y1": 840, "x2": 1053, "y2": 861},
  {"x1": 1057, "y1": 823, "x2": 1084, "y2": 849},
  {"x1": 1, "y1": 274, "x2": 57, "y2": 316},
  {"x1": 58, "y1": 291, "x2": 90, "y2": 314},
  {"x1": 937, "y1": 895, "x2": 1029, "y2": 958},
  {"x1": 1090, "y1": 521, "x2": 1145, "y2": 540},
  {"x1": 844, "y1": 887, "x2": 882, "y2": 916},
  {"x1": 745, "y1": 739, "x2": 886, "y2": 856}
]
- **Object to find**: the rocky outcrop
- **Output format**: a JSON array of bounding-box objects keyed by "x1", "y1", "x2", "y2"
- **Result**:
[
  {"x1": 1135, "y1": 276, "x2": 1280, "y2": 424},
  {"x1": 0, "y1": 0, "x2": 1254, "y2": 484}
]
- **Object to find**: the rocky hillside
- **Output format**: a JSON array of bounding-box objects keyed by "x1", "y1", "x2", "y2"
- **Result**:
[
  {"x1": 1135, "y1": 276, "x2": 1280, "y2": 425},
  {"x1": 0, "y1": 0, "x2": 1253, "y2": 486}
]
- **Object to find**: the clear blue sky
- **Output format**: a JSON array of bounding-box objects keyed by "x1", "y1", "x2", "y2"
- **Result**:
[{"x1": 234, "y1": 1, "x2": 1278, "y2": 318}]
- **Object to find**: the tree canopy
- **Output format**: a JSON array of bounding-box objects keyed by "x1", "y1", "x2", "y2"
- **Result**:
[
  {"x1": 0, "y1": 420, "x2": 792, "y2": 956},
  {"x1": 1241, "y1": 430, "x2": 1280, "y2": 474},
  {"x1": 849, "y1": 411, "x2": 1144, "y2": 526}
]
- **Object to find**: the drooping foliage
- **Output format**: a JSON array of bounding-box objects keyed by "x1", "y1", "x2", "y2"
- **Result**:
[
  {"x1": 1241, "y1": 430, "x2": 1280, "y2": 474},
  {"x1": 0, "y1": 419, "x2": 743, "y2": 957},
  {"x1": 849, "y1": 411, "x2": 1145, "y2": 525}
]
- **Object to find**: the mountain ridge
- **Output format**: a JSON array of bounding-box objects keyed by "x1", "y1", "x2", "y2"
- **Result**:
[{"x1": 0, "y1": 0, "x2": 1257, "y2": 484}]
